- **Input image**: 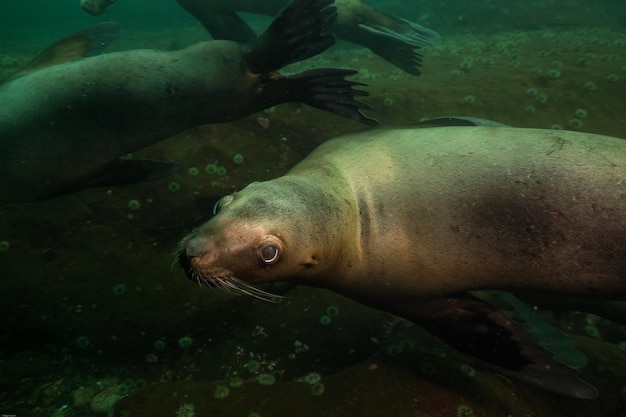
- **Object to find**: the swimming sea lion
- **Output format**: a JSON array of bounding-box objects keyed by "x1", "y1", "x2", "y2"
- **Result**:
[
  {"x1": 0, "y1": 0, "x2": 376, "y2": 204},
  {"x1": 177, "y1": 126, "x2": 626, "y2": 399},
  {"x1": 80, "y1": 0, "x2": 440, "y2": 75}
]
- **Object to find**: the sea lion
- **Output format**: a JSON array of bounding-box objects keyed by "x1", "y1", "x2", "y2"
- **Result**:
[
  {"x1": 177, "y1": 126, "x2": 626, "y2": 399},
  {"x1": 0, "y1": 0, "x2": 376, "y2": 204},
  {"x1": 80, "y1": 0, "x2": 440, "y2": 76}
]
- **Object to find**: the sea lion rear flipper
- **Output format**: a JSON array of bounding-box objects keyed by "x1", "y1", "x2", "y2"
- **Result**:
[
  {"x1": 3, "y1": 22, "x2": 121, "y2": 83},
  {"x1": 272, "y1": 68, "x2": 378, "y2": 126},
  {"x1": 246, "y1": 0, "x2": 377, "y2": 125},
  {"x1": 354, "y1": 17, "x2": 440, "y2": 76},
  {"x1": 244, "y1": 0, "x2": 337, "y2": 74},
  {"x1": 512, "y1": 291, "x2": 626, "y2": 326},
  {"x1": 85, "y1": 159, "x2": 181, "y2": 189},
  {"x1": 393, "y1": 293, "x2": 599, "y2": 399},
  {"x1": 472, "y1": 291, "x2": 589, "y2": 369}
]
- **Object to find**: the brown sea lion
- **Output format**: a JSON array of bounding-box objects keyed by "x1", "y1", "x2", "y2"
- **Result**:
[
  {"x1": 177, "y1": 126, "x2": 626, "y2": 399},
  {"x1": 0, "y1": 0, "x2": 376, "y2": 204},
  {"x1": 80, "y1": 0, "x2": 440, "y2": 75}
]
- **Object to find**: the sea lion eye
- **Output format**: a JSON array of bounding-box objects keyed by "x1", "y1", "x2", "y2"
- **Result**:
[{"x1": 259, "y1": 243, "x2": 280, "y2": 265}]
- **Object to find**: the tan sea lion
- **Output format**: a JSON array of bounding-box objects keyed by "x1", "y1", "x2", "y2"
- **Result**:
[
  {"x1": 80, "y1": 0, "x2": 440, "y2": 75},
  {"x1": 177, "y1": 126, "x2": 626, "y2": 399},
  {"x1": 0, "y1": 0, "x2": 376, "y2": 204}
]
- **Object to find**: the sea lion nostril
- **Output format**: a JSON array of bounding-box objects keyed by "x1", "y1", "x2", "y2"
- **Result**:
[
  {"x1": 177, "y1": 250, "x2": 193, "y2": 275},
  {"x1": 183, "y1": 238, "x2": 207, "y2": 258}
]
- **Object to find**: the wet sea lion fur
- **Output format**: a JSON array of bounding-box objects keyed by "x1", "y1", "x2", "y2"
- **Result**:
[
  {"x1": 0, "y1": 0, "x2": 376, "y2": 204},
  {"x1": 177, "y1": 126, "x2": 626, "y2": 399},
  {"x1": 80, "y1": 0, "x2": 440, "y2": 75}
]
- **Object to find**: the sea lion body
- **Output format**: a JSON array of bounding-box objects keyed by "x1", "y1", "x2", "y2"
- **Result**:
[
  {"x1": 179, "y1": 126, "x2": 626, "y2": 397},
  {"x1": 0, "y1": 42, "x2": 259, "y2": 202},
  {"x1": 177, "y1": 0, "x2": 409, "y2": 31},
  {"x1": 181, "y1": 126, "x2": 626, "y2": 301},
  {"x1": 81, "y1": 0, "x2": 440, "y2": 75},
  {"x1": 1, "y1": 0, "x2": 375, "y2": 203}
]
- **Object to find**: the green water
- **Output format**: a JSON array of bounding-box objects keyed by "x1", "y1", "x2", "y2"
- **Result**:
[{"x1": 1, "y1": 1, "x2": 625, "y2": 416}]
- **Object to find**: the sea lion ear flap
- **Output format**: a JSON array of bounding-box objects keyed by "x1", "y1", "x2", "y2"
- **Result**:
[{"x1": 391, "y1": 293, "x2": 599, "y2": 399}]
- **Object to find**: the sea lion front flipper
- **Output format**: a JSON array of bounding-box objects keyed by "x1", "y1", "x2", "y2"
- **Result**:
[
  {"x1": 353, "y1": 17, "x2": 440, "y2": 76},
  {"x1": 392, "y1": 293, "x2": 599, "y2": 399},
  {"x1": 260, "y1": 280, "x2": 299, "y2": 295},
  {"x1": 84, "y1": 159, "x2": 181, "y2": 189},
  {"x1": 3, "y1": 22, "x2": 121, "y2": 83},
  {"x1": 419, "y1": 116, "x2": 511, "y2": 127},
  {"x1": 244, "y1": 0, "x2": 337, "y2": 74}
]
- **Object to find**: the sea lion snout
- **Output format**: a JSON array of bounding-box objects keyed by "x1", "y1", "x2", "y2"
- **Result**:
[
  {"x1": 182, "y1": 232, "x2": 223, "y2": 260},
  {"x1": 176, "y1": 227, "x2": 282, "y2": 302},
  {"x1": 177, "y1": 239, "x2": 230, "y2": 288},
  {"x1": 181, "y1": 235, "x2": 211, "y2": 259},
  {"x1": 176, "y1": 233, "x2": 214, "y2": 278}
]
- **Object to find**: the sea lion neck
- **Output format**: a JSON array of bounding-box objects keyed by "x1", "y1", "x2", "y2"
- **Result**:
[{"x1": 271, "y1": 172, "x2": 361, "y2": 285}]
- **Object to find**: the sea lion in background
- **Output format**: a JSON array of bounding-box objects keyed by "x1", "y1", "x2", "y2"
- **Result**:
[
  {"x1": 80, "y1": 0, "x2": 440, "y2": 76},
  {"x1": 0, "y1": 0, "x2": 376, "y2": 204},
  {"x1": 178, "y1": 126, "x2": 626, "y2": 399},
  {"x1": 1, "y1": 22, "x2": 120, "y2": 84}
]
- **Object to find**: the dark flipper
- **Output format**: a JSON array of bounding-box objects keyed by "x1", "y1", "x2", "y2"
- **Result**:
[
  {"x1": 45, "y1": 159, "x2": 179, "y2": 201},
  {"x1": 266, "y1": 68, "x2": 378, "y2": 126},
  {"x1": 244, "y1": 0, "x2": 375, "y2": 125},
  {"x1": 245, "y1": 0, "x2": 337, "y2": 74},
  {"x1": 2, "y1": 22, "x2": 121, "y2": 83},
  {"x1": 391, "y1": 293, "x2": 598, "y2": 399},
  {"x1": 81, "y1": 159, "x2": 180, "y2": 191},
  {"x1": 513, "y1": 291, "x2": 626, "y2": 326},
  {"x1": 181, "y1": 8, "x2": 258, "y2": 44},
  {"x1": 420, "y1": 116, "x2": 511, "y2": 127},
  {"x1": 260, "y1": 280, "x2": 299, "y2": 295},
  {"x1": 351, "y1": 18, "x2": 440, "y2": 76},
  {"x1": 473, "y1": 291, "x2": 588, "y2": 369}
]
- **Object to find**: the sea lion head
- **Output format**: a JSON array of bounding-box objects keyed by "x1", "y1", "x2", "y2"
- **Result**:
[
  {"x1": 177, "y1": 178, "x2": 338, "y2": 301},
  {"x1": 80, "y1": 0, "x2": 116, "y2": 16}
]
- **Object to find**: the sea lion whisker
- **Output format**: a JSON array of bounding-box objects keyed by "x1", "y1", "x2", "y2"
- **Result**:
[
  {"x1": 169, "y1": 246, "x2": 181, "y2": 258},
  {"x1": 213, "y1": 277, "x2": 243, "y2": 296},
  {"x1": 169, "y1": 245, "x2": 184, "y2": 272},
  {"x1": 214, "y1": 275, "x2": 282, "y2": 303},
  {"x1": 229, "y1": 278, "x2": 284, "y2": 303},
  {"x1": 193, "y1": 271, "x2": 247, "y2": 297},
  {"x1": 170, "y1": 255, "x2": 181, "y2": 272},
  {"x1": 192, "y1": 271, "x2": 217, "y2": 289},
  {"x1": 190, "y1": 271, "x2": 204, "y2": 287},
  {"x1": 217, "y1": 276, "x2": 253, "y2": 295}
]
